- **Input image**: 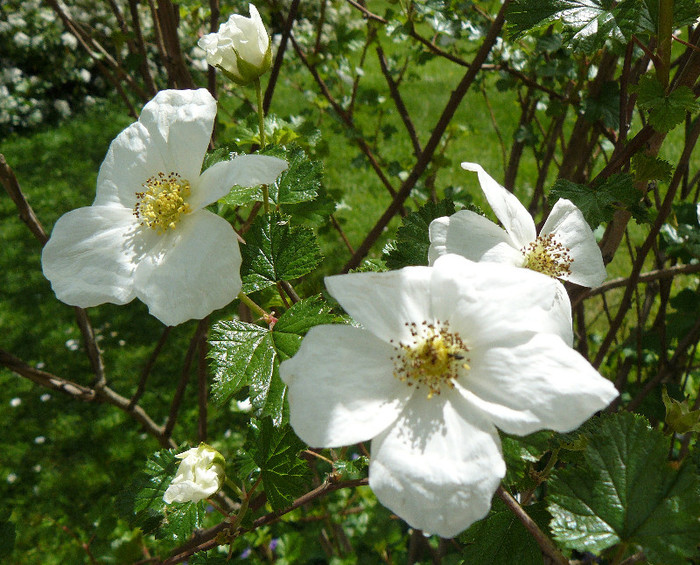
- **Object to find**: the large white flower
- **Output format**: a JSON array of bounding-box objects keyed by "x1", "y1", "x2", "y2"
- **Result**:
[
  {"x1": 280, "y1": 254, "x2": 617, "y2": 538},
  {"x1": 163, "y1": 443, "x2": 226, "y2": 504},
  {"x1": 198, "y1": 4, "x2": 271, "y2": 85},
  {"x1": 429, "y1": 162, "x2": 606, "y2": 288},
  {"x1": 41, "y1": 89, "x2": 287, "y2": 326}
]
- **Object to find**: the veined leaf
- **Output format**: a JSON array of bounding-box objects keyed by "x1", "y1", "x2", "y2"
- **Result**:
[
  {"x1": 240, "y1": 212, "x2": 323, "y2": 293},
  {"x1": 209, "y1": 296, "x2": 342, "y2": 424},
  {"x1": 382, "y1": 199, "x2": 456, "y2": 269},
  {"x1": 548, "y1": 412, "x2": 700, "y2": 564},
  {"x1": 635, "y1": 75, "x2": 698, "y2": 133}
]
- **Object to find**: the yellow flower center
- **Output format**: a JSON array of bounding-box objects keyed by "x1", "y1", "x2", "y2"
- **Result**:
[
  {"x1": 134, "y1": 172, "x2": 192, "y2": 233},
  {"x1": 391, "y1": 321, "x2": 470, "y2": 399},
  {"x1": 521, "y1": 234, "x2": 573, "y2": 279}
]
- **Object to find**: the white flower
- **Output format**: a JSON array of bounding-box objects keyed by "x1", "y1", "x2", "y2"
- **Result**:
[
  {"x1": 163, "y1": 443, "x2": 226, "y2": 504},
  {"x1": 198, "y1": 4, "x2": 271, "y2": 85},
  {"x1": 10, "y1": 397, "x2": 21, "y2": 408},
  {"x1": 280, "y1": 254, "x2": 617, "y2": 538},
  {"x1": 41, "y1": 89, "x2": 287, "y2": 326},
  {"x1": 429, "y1": 162, "x2": 606, "y2": 288}
]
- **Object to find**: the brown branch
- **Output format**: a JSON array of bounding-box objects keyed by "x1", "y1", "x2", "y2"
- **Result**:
[
  {"x1": 264, "y1": 0, "x2": 301, "y2": 113},
  {"x1": 625, "y1": 316, "x2": 700, "y2": 412},
  {"x1": 291, "y1": 36, "x2": 399, "y2": 201},
  {"x1": 376, "y1": 45, "x2": 422, "y2": 158},
  {"x1": 128, "y1": 0, "x2": 159, "y2": 97},
  {"x1": 345, "y1": 0, "x2": 387, "y2": 23},
  {"x1": 342, "y1": 0, "x2": 512, "y2": 271},
  {"x1": 2, "y1": 348, "x2": 176, "y2": 449},
  {"x1": 330, "y1": 214, "x2": 355, "y2": 255},
  {"x1": 573, "y1": 263, "x2": 700, "y2": 306},
  {"x1": 0, "y1": 154, "x2": 48, "y2": 244},
  {"x1": 155, "y1": 0, "x2": 195, "y2": 89},
  {"x1": 164, "y1": 319, "x2": 208, "y2": 439},
  {"x1": 161, "y1": 477, "x2": 369, "y2": 564},
  {"x1": 496, "y1": 486, "x2": 568, "y2": 565},
  {"x1": 197, "y1": 317, "x2": 209, "y2": 442},
  {"x1": 129, "y1": 326, "x2": 172, "y2": 408}
]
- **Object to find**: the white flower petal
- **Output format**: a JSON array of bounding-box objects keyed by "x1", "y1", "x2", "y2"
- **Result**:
[
  {"x1": 428, "y1": 210, "x2": 518, "y2": 265},
  {"x1": 370, "y1": 391, "x2": 504, "y2": 538},
  {"x1": 461, "y1": 162, "x2": 537, "y2": 248},
  {"x1": 324, "y1": 266, "x2": 433, "y2": 344},
  {"x1": 541, "y1": 198, "x2": 606, "y2": 287},
  {"x1": 462, "y1": 332, "x2": 618, "y2": 435},
  {"x1": 95, "y1": 89, "x2": 215, "y2": 209},
  {"x1": 191, "y1": 154, "x2": 288, "y2": 210},
  {"x1": 280, "y1": 325, "x2": 412, "y2": 447},
  {"x1": 137, "y1": 89, "x2": 215, "y2": 181},
  {"x1": 41, "y1": 206, "x2": 144, "y2": 307},
  {"x1": 94, "y1": 121, "x2": 165, "y2": 208},
  {"x1": 430, "y1": 254, "x2": 573, "y2": 346},
  {"x1": 133, "y1": 211, "x2": 242, "y2": 326}
]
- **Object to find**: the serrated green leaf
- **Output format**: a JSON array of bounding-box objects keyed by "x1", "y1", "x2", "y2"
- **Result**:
[
  {"x1": 245, "y1": 418, "x2": 310, "y2": 510},
  {"x1": 583, "y1": 81, "x2": 619, "y2": 129},
  {"x1": 333, "y1": 456, "x2": 370, "y2": 480},
  {"x1": 240, "y1": 212, "x2": 323, "y2": 293},
  {"x1": 382, "y1": 199, "x2": 456, "y2": 269},
  {"x1": 502, "y1": 431, "x2": 552, "y2": 488},
  {"x1": 159, "y1": 500, "x2": 206, "y2": 542},
  {"x1": 636, "y1": 75, "x2": 698, "y2": 133},
  {"x1": 459, "y1": 498, "x2": 550, "y2": 565},
  {"x1": 631, "y1": 153, "x2": 673, "y2": 183},
  {"x1": 550, "y1": 173, "x2": 647, "y2": 227},
  {"x1": 506, "y1": 0, "x2": 639, "y2": 52},
  {"x1": 209, "y1": 296, "x2": 342, "y2": 423},
  {"x1": 267, "y1": 145, "x2": 322, "y2": 205},
  {"x1": 548, "y1": 412, "x2": 700, "y2": 564},
  {"x1": 0, "y1": 520, "x2": 16, "y2": 558}
]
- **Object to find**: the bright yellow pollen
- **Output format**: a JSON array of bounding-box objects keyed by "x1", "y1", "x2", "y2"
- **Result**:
[
  {"x1": 134, "y1": 172, "x2": 192, "y2": 233},
  {"x1": 391, "y1": 321, "x2": 469, "y2": 399},
  {"x1": 521, "y1": 233, "x2": 573, "y2": 279}
]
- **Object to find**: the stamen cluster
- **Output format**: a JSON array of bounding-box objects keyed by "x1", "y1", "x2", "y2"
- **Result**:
[
  {"x1": 391, "y1": 320, "x2": 470, "y2": 399},
  {"x1": 521, "y1": 233, "x2": 573, "y2": 279},
  {"x1": 134, "y1": 172, "x2": 192, "y2": 233}
]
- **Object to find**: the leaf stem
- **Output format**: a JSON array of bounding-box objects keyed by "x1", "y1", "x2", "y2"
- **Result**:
[
  {"x1": 254, "y1": 77, "x2": 270, "y2": 213},
  {"x1": 237, "y1": 292, "x2": 275, "y2": 325}
]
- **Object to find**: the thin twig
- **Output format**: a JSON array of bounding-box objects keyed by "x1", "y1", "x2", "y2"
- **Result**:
[
  {"x1": 162, "y1": 478, "x2": 369, "y2": 564},
  {"x1": 496, "y1": 486, "x2": 568, "y2": 565},
  {"x1": 342, "y1": 0, "x2": 512, "y2": 271},
  {"x1": 197, "y1": 317, "x2": 209, "y2": 442},
  {"x1": 0, "y1": 154, "x2": 48, "y2": 244},
  {"x1": 164, "y1": 319, "x2": 208, "y2": 439},
  {"x1": 376, "y1": 45, "x2": 421, "y2": 158},
  {"x1": 263, "y1": 0, "x2": 301, "y2": 112},
  {"x1": 2, "y1": 348, "x2": 176, "y2": 449},
  {"x1": 330, "y1": 214, "x2": 355, "y2": 255},
  {"x1": 129, "y1": 327, "x2": 172, "y2": 409}
]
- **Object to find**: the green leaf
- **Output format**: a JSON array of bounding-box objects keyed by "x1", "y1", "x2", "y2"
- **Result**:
[
  {"x1": 382, "y1": 199, "x2": 456, "y2": 269},
  {"x1": 583, "y1": 81, "x2": 619, "y2": 129},
  {"x1": 548, "y1": 412, "x2": 700, "y2": 564},
  {"x1": 631, "y1": 153, "x2": 673, "y2": 184},
  {"x1": 240, "y1": 212, "x2": 323, "y2": 293},
  {"x1": 243, "y1": 418, "x2": 310, "y2": 510},
  {"x1": 550, "y1": 173, "x2": 647, "y2": 227},
  {"x1": 333, "y1": 455, "x2": 370, "y2": 480},
  {"x1": 267, "y1": 145, "x2": 323, "y2": 205},
  {"x1": 209, "y1": 296, "x2": 342, "y2": 423},
  {"x1": 662, "y1": 387, "x2": 700, "y2": 434},
  {"x1": 459, "y1": 498, "x2": 550, "y2": 565},
  {"x1": 636, "y1": 75, "x2": 698, "y2": 133},
  {"x1": 0, "y1": 520, "x2": 16, "y2": 558},
  {"x1": 506, "y1": 0, "x2": 640, "y2": 52}
]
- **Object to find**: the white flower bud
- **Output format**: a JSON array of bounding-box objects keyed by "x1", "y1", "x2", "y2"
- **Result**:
[
  {"x1": 163, "y1": 443, "x2": 225, "y2": 504},
  {"x1": 198, "y1": 4, "x2": 272, "y2": 86}
]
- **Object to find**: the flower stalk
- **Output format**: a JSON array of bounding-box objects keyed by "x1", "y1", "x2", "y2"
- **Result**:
[{"x1": 255, "y1": 77, "x2": 270, "y2": 213}]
